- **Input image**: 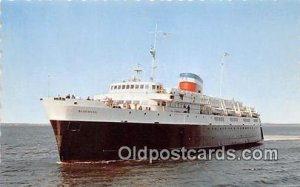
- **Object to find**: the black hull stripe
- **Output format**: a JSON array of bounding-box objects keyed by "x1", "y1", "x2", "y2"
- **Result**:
[{"x1": 50, "y1": 120, "x2": 263, "y2": 162}]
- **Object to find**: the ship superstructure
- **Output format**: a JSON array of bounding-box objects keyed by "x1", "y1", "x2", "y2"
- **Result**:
[{"x1": 96, "y1": 72, "x2": 258, "y2": 119}]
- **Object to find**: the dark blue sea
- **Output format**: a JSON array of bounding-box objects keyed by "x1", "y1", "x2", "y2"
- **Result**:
[{"x1": 1, "y1": 124, "x2": 300, "y2": 186}]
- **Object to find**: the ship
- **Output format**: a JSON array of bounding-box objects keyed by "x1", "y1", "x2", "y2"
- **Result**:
[{"x1": 41, "y1": 29, "x2": 263, "y2": 162}]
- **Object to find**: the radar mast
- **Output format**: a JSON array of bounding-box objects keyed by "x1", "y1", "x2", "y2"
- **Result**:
[
  {"x1": 132, "y1": 64, "x2": 143, "y2": 82},
  {"x1": 149, "y1": 24, "x2": 169, "y2": 82}
]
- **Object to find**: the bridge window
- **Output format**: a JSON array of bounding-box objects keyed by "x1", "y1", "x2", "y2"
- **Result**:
[
  {"x1": 140, "y1": 85, "x2": 144, "y2": 89},
  {"x1": 118, "y1": 85, "x2": 121, "y2": 89},
  {"x1": 145, "y1": 85, "x2": 149, "y2": 89},
  {"x1": 135, "y1": 84, "x2": 139, "y2": 89},
  {"x1": 122, "y1": 85, "x2": 125, "y2": 89},
  {"x1": 130, "y1": 85, "x2": 134, "y2": 89},
  {"x1": 126, "y1": 85, "x2": 129, "y2": 89},
  {"x1": 114, "y1": 85, "x2": 117, "y2": 89}
]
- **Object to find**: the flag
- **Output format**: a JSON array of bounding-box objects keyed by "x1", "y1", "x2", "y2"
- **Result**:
[
  {"x1": 163, "y1": 32, "x2": 171, "y2": 38},
  {"x1": 224, "y1": 52, "x2": 229, "y2": 57}
]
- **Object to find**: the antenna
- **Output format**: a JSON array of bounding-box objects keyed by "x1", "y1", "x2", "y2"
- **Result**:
[{"x1": 219, "y1": 52, "x2": 229, "y2": 98}]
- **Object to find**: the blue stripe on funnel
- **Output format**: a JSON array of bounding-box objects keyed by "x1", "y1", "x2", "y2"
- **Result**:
[{"x1": 179, "y1": 73, "x2": 203, "y2": 83}]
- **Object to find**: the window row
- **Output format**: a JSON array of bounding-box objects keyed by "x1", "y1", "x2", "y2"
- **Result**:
[{"x1": 111, "y1": 84, "x2": 160, "y2": 90}]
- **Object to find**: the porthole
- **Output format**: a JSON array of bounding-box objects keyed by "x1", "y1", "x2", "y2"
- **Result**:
[{"x1": 144, "y1": 113, "x2": 147, "y2": 115}]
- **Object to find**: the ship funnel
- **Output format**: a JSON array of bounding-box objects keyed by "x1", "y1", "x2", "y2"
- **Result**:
[{"x1": 179, "y1": 73, "x2": 203, "y2": 93}]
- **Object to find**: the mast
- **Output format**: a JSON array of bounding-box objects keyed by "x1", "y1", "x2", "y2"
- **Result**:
[
  {"x1": 219, "y1": 52, "x2": 229, "y2": 98},
  {"x1": 132, "y1": 64, "x2": 143, "y2": 82},
  {"x1": 47, "y1": 74, "x2": 51, "y2": 97},
  {"x1": 150, "y1": 24, "x2": 159, "y2": 82},
  {"x1": 149, "y1": 24, "x2": 170, "y2": 82}
]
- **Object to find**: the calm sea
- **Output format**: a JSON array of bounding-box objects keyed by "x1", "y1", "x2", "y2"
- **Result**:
[{"x1": 1, "y1": 124, "x2": 300, "y2": 186}]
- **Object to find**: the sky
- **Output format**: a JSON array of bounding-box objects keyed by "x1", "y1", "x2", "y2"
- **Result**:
[{"x1": 1, "y1": 1, "x2": 300, "y2": 124}]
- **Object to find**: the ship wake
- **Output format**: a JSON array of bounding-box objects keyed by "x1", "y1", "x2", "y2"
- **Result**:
[
  {"x1": 264, "y1": 135, "x2": 300, "y2": 141},
  {"x1": 56, "y1": 159, "x2": 145, "y2": 165}
]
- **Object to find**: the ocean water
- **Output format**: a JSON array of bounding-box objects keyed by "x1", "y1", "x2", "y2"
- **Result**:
[{"x1": 1, "y1": 124, "x2": 300, "y2": 186}]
